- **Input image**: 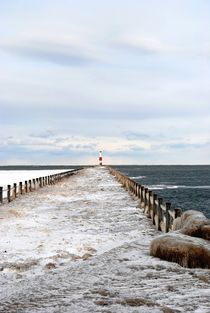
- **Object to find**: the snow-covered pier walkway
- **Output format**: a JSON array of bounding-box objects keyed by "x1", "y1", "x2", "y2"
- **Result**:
[{"x1": 0, "y1": 166, "x2": 210, "y2": 312}]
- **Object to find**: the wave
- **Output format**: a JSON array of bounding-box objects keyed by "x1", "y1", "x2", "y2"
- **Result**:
[
  {"x1": 130, "y1": 176, "x2": 146, "y2": 179},
  {"x1": 146, "y1": 184, "x2": 210, "y2": 190}
]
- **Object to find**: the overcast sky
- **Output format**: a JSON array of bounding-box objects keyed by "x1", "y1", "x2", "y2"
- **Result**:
[{"x1": 0, "y1": 0, "x2": 210, "y2": 165}]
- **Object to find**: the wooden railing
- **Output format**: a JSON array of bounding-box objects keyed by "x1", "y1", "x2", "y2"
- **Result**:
[
  {"x1": 0, "y1": 169, "x2": 82, "y2": 204},
  {"x1": 108, "y1": 166, "x2": 182, "y2": 232}
]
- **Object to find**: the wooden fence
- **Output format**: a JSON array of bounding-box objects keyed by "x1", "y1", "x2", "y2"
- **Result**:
[
  {"x1": 0, "y1": 169, "x2": 81, "y2": 205},
  {"x1": 108, "y1": 166, "x2": 182, "y2": 233}
]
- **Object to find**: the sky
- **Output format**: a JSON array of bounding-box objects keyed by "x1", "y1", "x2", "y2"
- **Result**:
[{"x1": 0, "y1": 0, "x2": 210, "y2": 165}]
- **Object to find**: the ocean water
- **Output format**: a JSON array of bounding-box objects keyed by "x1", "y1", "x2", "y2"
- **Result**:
[{"x1": 113, "y1": 165, "x2": 210, "y2": 218}]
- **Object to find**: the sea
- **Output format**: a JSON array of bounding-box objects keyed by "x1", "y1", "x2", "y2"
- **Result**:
[{"x1": 113, "y1": 165, "x2": 210, "y2": 218}]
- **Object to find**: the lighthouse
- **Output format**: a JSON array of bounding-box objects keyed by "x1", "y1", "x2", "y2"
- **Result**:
[{"x1": 99, "y1": 151, "x2": 103, "y2": 166}]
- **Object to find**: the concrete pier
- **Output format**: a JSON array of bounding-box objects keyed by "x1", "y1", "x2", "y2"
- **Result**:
[{"x1": 0, "y1": 167, "x2": 210, "y2": 312}]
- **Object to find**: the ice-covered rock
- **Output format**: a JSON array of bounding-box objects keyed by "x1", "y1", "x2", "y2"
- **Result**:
[
  {"x1": 150, "y1": 233, "x2": 210, "y2": 268},
  {"x1": 151, "y1": 210, "x2": 210, "y2": 268},
  {"x1": 174, "y1": 210, "x2": 210, "y2": 240}
]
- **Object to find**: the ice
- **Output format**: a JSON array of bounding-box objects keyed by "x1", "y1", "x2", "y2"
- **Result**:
[
  {"x1": 0, "y1": 166, "x2": 210, "y2": 312},
  {"x1": 0, "y1": 169, "x2": 73, "y2": 187}
]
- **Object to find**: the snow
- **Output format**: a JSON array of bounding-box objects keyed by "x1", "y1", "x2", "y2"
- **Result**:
[
  {"x1": 0, "y1": 166, "x2": 210, "y2": 312},
  {"x1": 0, "y1": 169, "x2": 73, "y2": 187}
]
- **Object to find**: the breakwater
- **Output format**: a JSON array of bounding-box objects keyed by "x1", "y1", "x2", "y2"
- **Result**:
[
  {"x1": 108, "y1": 166, "x2": 182, "y2": 232},
  {"x1": 0, "y1": 169, "x2": 81, "y2": 204},
  {"x1": 0, "y1": 166, "x2": 210, "y2": 312}
]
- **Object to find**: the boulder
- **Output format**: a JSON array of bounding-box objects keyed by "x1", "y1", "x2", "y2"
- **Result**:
[
  {"x1": 150, "y1": 210, "x2": 210, "y2": 268},
  {"x1": 173, "y1": 210, "x2": 210, "y2": 241},
  {"x1": 150, "y1": 233, "x2": 210, "y2": 268}
]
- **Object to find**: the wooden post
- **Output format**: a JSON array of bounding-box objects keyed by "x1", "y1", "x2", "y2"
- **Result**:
[
  {"x1": 0, "y1": 187, "x2": 3, "y2": 204},
  {"x1": 39, "y1": 177, "x2": 42, "y2": 187},
  {"x1": 174, "y1": 208, "x2": 182, "y2": 218},
  {"x1": 144, "y1": 188, "x2": 149, "y2": 214},
  {"x1": 143, "y1": 188, "x2": 148, "y2": 213},
  {"x1": 19, "y1": 182, "x2": 23, "y2": 195},
  {"x1": 33, "y1": 179, "x2": 36, "y2": 190},
  {"x1": 165, "y1": 202, "x2": 171, "y2": 232},
  {"x1": 156, "y1": 198, "x2": 163, "y2": 231},
  {"x1": 140, "y1": 186, "x2": 144, "y2": 208},
  {"x1": 135, "y1": 182, "x2": 138, "y2": 197},
  {"x1": 151, "y1": 194, "x2": 157, "y2": 224},
  {"x1": 13, "y1": 183, "x2": 17, "y2": 199},
  {"x1": 25, "y1": 181, "x2": 28, "y2": 193},
  {"x1": 148, "y1": 190, "x2": 153, "y2": 218},
  {"x1": 135, "y1": 183, "x2": 138, "y2": 197},
  {"x1": 29, "y1": 180, "x2": 32, "y2": 192},
  {"x1": 7, "y1": 185, "x2": 11, "y2": 202}
]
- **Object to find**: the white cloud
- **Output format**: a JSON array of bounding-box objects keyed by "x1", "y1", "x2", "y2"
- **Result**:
[{"x1": 113, "y1": 34, "x2": 168, "y2": 54}]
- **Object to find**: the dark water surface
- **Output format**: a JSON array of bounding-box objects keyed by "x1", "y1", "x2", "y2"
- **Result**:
[{"x1": 113, "y1": 165, "x2": 210, "y2": 218}]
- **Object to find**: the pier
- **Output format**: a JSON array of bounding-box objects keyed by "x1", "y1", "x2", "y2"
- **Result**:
[{"x1": 0, "y1": 166, "x2": 210, "y2": 312}]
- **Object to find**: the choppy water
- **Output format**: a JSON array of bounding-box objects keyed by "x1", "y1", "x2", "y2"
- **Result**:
[{"x1": 113, "y1": 165, "x2": 210, "y2": 218}]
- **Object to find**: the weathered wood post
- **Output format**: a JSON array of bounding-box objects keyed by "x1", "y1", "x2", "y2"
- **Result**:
[
  {"x1": 143, "y1": 188, "x2": 148, "y2": 213},
  {"x1": 133, "y1": 182, "x2": 136, "y2": 195},
  {"x1": 19, "y1": 182, "x2": 23, "y2": 195},
  {"x1": 29, "y1": 180, "x2": 32, "y2": 192},
  {"x1": 170, "y1": 208, "x2": 182, "y2": 230},
  {"x1": 136, "y1": 183, "x2": 139, "y2": 197},
  {"x1": 165, "y1": 202, "x2": 171, "y2": 232},
  {"x1": 148, "y1": 190, "x2": 153, "y2": 218},
  {"x1": 135, "y1": 182, "x2": 138, "y2": 196},
  {"x1": 144, "y1": 188, "x2": 149, "y2": 214},
  {"x1": 175, "y1": 208, "x2": 182, "y2": 218},
  {"x1": 39, "y1": 177, "x2": 42, "y2": 188},
  {"x1": 140, "y1": 186, "x2": 145, "y2": 208},
  {"x1": 0, "y1": 187, "x2": 3, "y2": 204},
  {"x1": 33, "y1": 179, "x2": 36, "y2": 190},
  {"x1": 151, "y1": 194, "x2": 157, "y2": 224},
  {"x1": 13, "y1": 183, "x2": 17, "y2": 199},
  {"x1": 137, "y1": 184, "x2": 141, "y2": 199},
  {"x1": 25, "y1": 181, "x2": 28, "y2": 193},
  {"x1": 156, "y1": 198, "x2": 163, "y2": 231},
  {"x1": 7, "y1": 185, "x2": 11, "y2": 202}
]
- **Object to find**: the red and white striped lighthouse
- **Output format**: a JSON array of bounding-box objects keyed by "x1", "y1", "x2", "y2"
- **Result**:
[{"x1": 99, "y1": 151, "x2": 103, "y2": 166}]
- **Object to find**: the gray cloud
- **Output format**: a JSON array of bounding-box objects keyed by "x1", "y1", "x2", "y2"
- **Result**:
[
  {"x1": 152, "y1": 141, "x2": 210, "y2": 151},
  {"x1": 167, "y1": 142, "x2": 210, "y2": 150},
  {"x1": 29, "y1": 129, "x2": 55, "y2": 139},
  {"x1": 1, "y1": 39, "x2": 98, "y2": 67},
  {"x1": 123, "y1": 131, "x2": 151, "y2": 140}
]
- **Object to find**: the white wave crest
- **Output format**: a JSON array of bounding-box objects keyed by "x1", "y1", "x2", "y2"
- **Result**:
[{"x1": 147, "y1": 184, "x2": 210, "y2": 190}]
